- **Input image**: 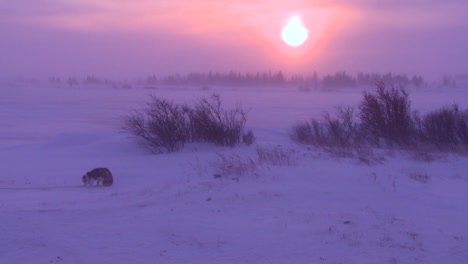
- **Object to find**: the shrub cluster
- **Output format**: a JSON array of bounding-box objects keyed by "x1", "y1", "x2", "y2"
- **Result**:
[
  {"x1": 123, "y1": 93, "x2": 254, "y2": 153},
  {"x1": 415, "y1": 104, "x2": 468, "y2": 150},
  {"x1": 186, "y1": 94, "x2": 249, "y2": 147},
  {"x1": 291, "y1": 82, "x2": 468, "y2": 152},
  {"x1": 359, "y1": 82, "x2": 414, "y2": 145},
  {"x1": 210, "y1": 152, "x2": 258, "y2": 178},
  {"x1": 256, "y1": 145, "x2": 297, "y2": 166},
  {"x1": 290, "y1": 106, "x2": 360, "y2": 149}
]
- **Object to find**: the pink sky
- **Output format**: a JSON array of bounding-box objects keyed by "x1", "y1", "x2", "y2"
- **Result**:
[{"x1": 1, "y1": 0, "x2": 467, "y2": 79}]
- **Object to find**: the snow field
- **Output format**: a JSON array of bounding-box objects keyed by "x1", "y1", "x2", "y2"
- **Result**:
[{"x1": 1, "y1": 83, "x2": 467, "y2": 263}]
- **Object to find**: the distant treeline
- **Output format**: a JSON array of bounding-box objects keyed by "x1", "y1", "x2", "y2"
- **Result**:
[
  {"x1": 144, "y1": 71, "x2": 425, "y2": 88},
  {"x1": 49, "y1": 71, "x2": 426, "y2": 89}
]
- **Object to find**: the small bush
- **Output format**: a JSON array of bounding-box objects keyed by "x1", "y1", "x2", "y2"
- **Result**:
[
  {"x1": 290, "y1": 106, "x2": 359, "y2": 149},
  {"x1": 323, "y1": 106, "x2": 360, "y2": 148},
  {"x1": 187, "y1": 93, "x2": 248, "y2": 147},
  {"x1": 256, "y1": 145, "x2": 297, "y2": 166},
  {"x1": 242, "y1": 129, "x2": 256, "y2": 145},
  {"x1": 290, "y1": 120, "x2": 326, "y2": 146},
  {"x1": 359, "y1": 82, "x2": 414, "y2": 146},
  {"x1": 411, "y1": 150, "x2": 435, "y2": 162},
  {"x1": 409, "y1": 171, "x2": 430, "y2": 184},
  {"x1": 123, "y1": 93, "x2": 252, "y2": 153},
  {"x1": 416, "y1": 104, "x2": 468, "y2": 150},
  {"x1": 291, "y1": 81, "x2": 467, "y2": 154},
  {"x1": 210, "y1": 152, "x2": 258, "y2": 178},
  {"x1": 123, "y1": 96, "x2": 188, "y2": 153}
]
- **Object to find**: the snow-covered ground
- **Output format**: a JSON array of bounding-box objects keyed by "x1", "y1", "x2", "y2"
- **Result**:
[{"x1": 1, "y1": 83, "x2": 467, "y2": 264}]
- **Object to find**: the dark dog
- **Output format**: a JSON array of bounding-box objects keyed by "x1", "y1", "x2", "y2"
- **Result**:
[{"x1": 82, "y1": 168, "x2": 113, "y2": 186}]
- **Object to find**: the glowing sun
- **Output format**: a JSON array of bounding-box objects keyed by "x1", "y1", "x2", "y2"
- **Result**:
[{"x1": 281, "y1": 16, "x2": 309, "y2": 47}]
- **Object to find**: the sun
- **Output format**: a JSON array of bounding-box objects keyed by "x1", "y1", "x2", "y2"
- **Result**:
[{"x1": 281, "y1": 16, "x2": 309, "y2": 47}]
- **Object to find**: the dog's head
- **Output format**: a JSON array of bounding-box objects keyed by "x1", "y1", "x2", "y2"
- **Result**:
[{"x1": 82, "y1": 173, "x2": 90, "y2": 184}]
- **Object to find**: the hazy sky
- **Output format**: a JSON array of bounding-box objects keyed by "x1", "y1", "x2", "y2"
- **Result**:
[{"x1": 1, "y1": 0, "x2": 467, "y2": 79}]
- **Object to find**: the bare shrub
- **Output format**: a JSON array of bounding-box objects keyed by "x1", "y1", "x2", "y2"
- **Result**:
[
  {"x1": 324, "y1": 106, "x2": 360, "y2": 148},
  {"x1": 290, "y1": 106, "x2": 360, "y2": 150},
  {"x1": 123, "y1": 93, "x2": 253, "y2": 153},
  {"x1": 411, "y1": 150, "x2": 435, "y2": 162},
  {"x1": 355, "y1": 146, "x2": 385, "y2": 165},
  {"x1": 359, "y1": 82, "x2": 414, "y2": 146},
  {"x1": 242, "y1": 129, "x2": 256, "y2": 145},
  {"x1": 291, "y1": 81, "x2": 466, "y2": 155},
  {"x1": 291, "y1": 81, "x2": 415, "y2": 151},
  {"x1": 290, "y1": 120, "x2": 326, "y2": 146},
  {"x1": 188, "y1": 93, "x2": 248, "y2": 147},
  {"x1": 416, "y1": 104, "x2": 468, "y2": 150},
  {"x1": 210, "y1": 153, "x2": 258, "y2": 179},
  {"x1": 123, "y1": 96, "x2": 188, "y2": 153},
  {"x1": 189, "y1": 156, "x2": 209, "y2": 177},
  {"x1": 409, "y1": 171, "x2": 430, "y2": 184},
  {"x1": 256, "y1": 145, "x2": 297, "y2": 166}
]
